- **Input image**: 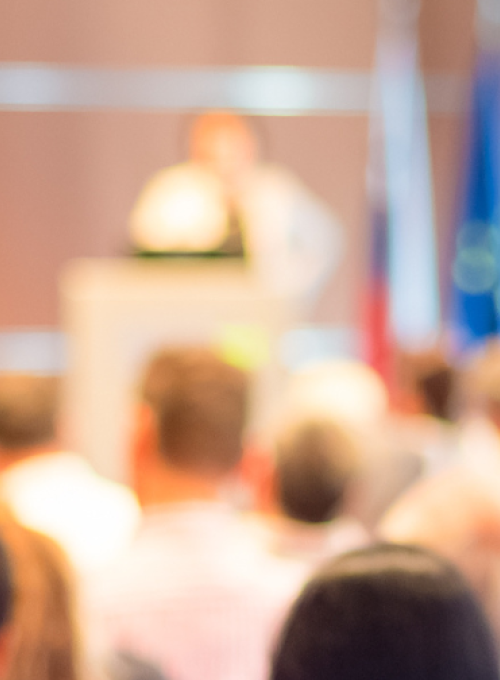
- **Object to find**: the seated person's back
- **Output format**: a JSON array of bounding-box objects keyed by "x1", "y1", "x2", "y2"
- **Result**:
[
  {"x1": 91, "y1": 347, "x2": 304, "y2": 680},
  {"x1": 248, "y1": 416, "x2": 368, "y2": 566}
]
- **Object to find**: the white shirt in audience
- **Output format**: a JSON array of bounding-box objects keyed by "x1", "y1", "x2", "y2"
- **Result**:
[
  {"x1": 90, "y1": 501, "x2": 305, "y2": 680},
  {"x1": 0, "y1": 451, "x2": 140, "y2": 574},
  {"x1": 246, "y1": 513, "x2": 368, "y2": 569}
]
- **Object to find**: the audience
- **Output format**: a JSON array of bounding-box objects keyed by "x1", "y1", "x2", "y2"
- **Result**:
[
  {"x1": 249, "y1": 416, "x2": 367, "y2": 567},
  {"x1": 0, "y1": 507, "x2": 83, "y2": 680},
  {"x1": 379, "y1": 342, "x2": 500, "y2": 641},
  {"x1": 0, "y1": 374, "x2": 140, "y2": 574},
  {"x1": 0, "y1": 526, "x2": 12, "y2": 680},
  {"x1": 277, "y1": 358, "x2": 426, "y2": 531},
  {"x1": 271, "y1": 543, "x2": 500, "y2": 680},
  {"x1": 91, "y1": 347, "x2": 303, "y2": 680},
  {"x1": 393, "y1": 347, "x2": 457, "y2": 423},
  {"x1": 0, "y1": 504, "x2": 169, "y2": 680},
  {"x1": 5, "y1": 344, "x2": 500, "y2": 680},
  {"x1": 389, "y1": 347, "x2": 459, "y2": 474},
  {"x1": 458, "y1": 339, "x2": 500, "y2": 477}
]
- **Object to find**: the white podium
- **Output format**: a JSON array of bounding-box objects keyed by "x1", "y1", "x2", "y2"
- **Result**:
[{"x1": 60, "y1": 258, "x2": 298, "y2": 481}]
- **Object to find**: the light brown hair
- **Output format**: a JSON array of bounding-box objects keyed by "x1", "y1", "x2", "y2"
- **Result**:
[
  {"x1": 0, "y1": 508, "x2": 82, "y2": 680},
  {"x1": 0, "y1": 375, "x2": 59, "y2": 451},
  {"x1": 140, "y1": 347, "x2": 249, "y2": 475}
]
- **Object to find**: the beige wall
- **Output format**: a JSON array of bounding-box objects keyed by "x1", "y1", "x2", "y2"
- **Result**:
[{"x1": 0, "y1": 0, "x2": 477, "y2": 328}]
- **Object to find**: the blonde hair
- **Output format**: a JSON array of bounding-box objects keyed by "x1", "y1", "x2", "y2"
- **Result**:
[{"x1": 0, "y1": 507, "x2": 82, "y2": 680}]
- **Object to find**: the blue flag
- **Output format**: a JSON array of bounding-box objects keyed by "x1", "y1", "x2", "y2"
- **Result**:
[{"x1": 451, "y1": 50, "x2": 500, "y2": 349}]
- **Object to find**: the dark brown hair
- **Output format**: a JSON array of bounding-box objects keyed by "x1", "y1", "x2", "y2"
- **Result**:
[
  {"x1": 275, "y1": 418, "x2": 358, "y2": 523},
  {"x1": 272, "y1": 543, "x2": 499, "y2": 680}
]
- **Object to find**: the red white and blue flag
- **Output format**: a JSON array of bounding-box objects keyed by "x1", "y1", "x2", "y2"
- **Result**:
[{"x1": 365, "y1": 9, "x2": 440, "y2": 378}]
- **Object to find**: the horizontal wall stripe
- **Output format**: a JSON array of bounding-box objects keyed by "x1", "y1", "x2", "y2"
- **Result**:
[
  {"x1": 425, "y1": 74, "x2": 470, "y2": 115},
  {"x1": 0, "y1": 64, "x2": 466, "y2": 115},
  {"x1": 0, "y1": 331, "x2": 66, "y2": 373},
  {"x1": 0, "y1": 327, "x2": 357, "y2": 373}
]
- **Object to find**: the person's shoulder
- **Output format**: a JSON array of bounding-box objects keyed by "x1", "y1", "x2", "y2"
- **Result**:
[
  {"x1": 243, "y1": 163, "x2": 303, "y2": 193},
  {"x1": 378, "y1": 463, "x2": 500, "y2": 547},
  {"x1": 91, "y1": 474, "x2": 141, "y2": 524},
  {"x1": 325, "y1": 516, "x2": 370, "y2": 555}
]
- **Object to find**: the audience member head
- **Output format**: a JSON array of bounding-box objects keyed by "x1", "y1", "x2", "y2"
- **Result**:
[
  {"x1": 283, "y1": 359, "x2": 388, "y2": 434},
  {"x1": 393, "y1": 348, "x2": 457, "y2": 421},
  {"x1": 0, "y1": 537, "x2": 11, "y2": 629},
  {"x1": 271, "y1": 359, "x2": 392, "y2": 529},
  {"x1": 0, "y1": 507, "x2": 81, "y2": 680},
  {"x1": 0, "y1": 374, "x2": 59, "y2": 455},
  {"x1": 271, "y1": 543, "x2": 499, "y2": 680},
  {"x1": 139, "y1": 346, "x2": 249, "y2": 478},
  {"x1": 461, "y1": 339, "x2": 500, "y2": 423},
  {"x1": 0, "y1": 527, "x2": 13, "y2": 679},
  {"x1": 274, "y1": 418, "x2": 359, "y2": 523}
]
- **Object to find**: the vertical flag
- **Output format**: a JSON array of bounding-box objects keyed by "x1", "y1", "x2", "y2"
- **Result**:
[
  {"x1": 366, "y1": 4, "x2": 440, "y2": 379},
  {"x1": 451, "y1": 48, "x2": 500, "y2": 349},
  {"x1": 365, "y1": 109, "x2": 391, "y2": 380}
]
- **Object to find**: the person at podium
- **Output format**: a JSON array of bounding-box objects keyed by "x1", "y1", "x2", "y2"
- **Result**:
[{"x1": 129, "y1": 111, "x2": 343, "y2": 310}]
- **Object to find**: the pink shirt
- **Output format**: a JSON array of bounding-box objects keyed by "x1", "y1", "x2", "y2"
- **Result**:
[{"x1": 91, "y1": 502, "x2": 305, "y2": 680}]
